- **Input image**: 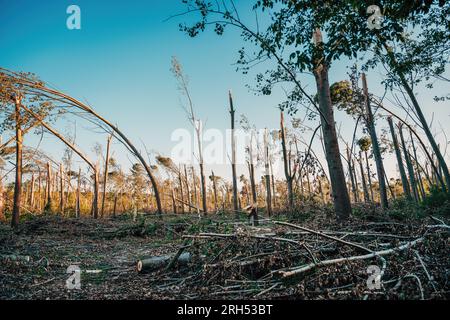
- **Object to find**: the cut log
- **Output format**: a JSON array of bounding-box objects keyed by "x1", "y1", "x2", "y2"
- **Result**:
[{"x1": 137, "y1": 252, "x2": 191, "y2": 273}]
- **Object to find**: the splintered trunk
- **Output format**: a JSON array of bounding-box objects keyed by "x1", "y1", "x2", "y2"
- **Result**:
[
  {"x1": 264, "y1": 129, "x2": 273, "y2": 217},
  {"x1": 75, "y1": 169, "x2": 81, "y2": 218},
  {"x1": 313, "y1": 29, "x2": 351, "y2": 220},
  {"x1": 59, "y1": 164, "x2": 64, "y2": 214},
  {"x1": 410, "y1": 131, "x2": 426, "y2": 198},
  {"x1": 101, "y1": 135, "x2": 112, "y2": 217},
  {"x1": 211, "y1": 171, "x2": 218, "y2": 213},
  {"x1": 171, "y1": 183, "x2": 178, "y2": 214},
  {"x1": 191, "y1": 167, "x2": 200, "y2": 214},
  {"x1": 364, "y1": 151, "x2": 374, "y2": 202},
  {"x1": 30, "y1": 173, "x2": 35, "y2": 210},
  {"x1": 362, "y1": 74, "x2": 388, "y2": 208},
  {"x1": 399, "y1": 124, "x2": 419, "y2": 203},
  {"x1": 280, "y1": 111, "x2": 294, "y2": 211},
  {"x1": 45, "y1": 162, "x2": 53, "y2": 213},
  {"x1": 347, "y1": 148, "x2": 359, "y2": 203},
  {"x1": 199, "y1": 163, "x2": 207, "y2": 215},
  {"x1": 12, "y1": 98, "x2": 23, "y2": 228},
  {"x1": 388, "y1": 117, "x2": 411, "y2": 200},
  {"x1": 92, "y1": 167, "x2": 99, "y2": 218},
  {"x1": 113, "y1": 193, "x2": 118, "y2": 217},
  {"x1": 359, "y1": 152, "x2": 370, "y2": 203},
  {"x1": 229, "y1": 92, "x2": 239, "y2": 217},
  {"x1": 37, "y1": 169, "x2": 42, "y2": 213},
  {"x1": 249, "y1": 163, "x2": 257, "y2": 205},
  {"x1": 184, "y1": 165, "x2": 192, "y2": 214},
  {"x1": 270, "y1": 162, "x2": 277, "y2": 209},
  {"x1": 178, "y1": 169, "x2": 185, "y2": 214}
]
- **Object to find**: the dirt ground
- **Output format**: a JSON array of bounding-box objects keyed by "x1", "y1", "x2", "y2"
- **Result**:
[{"x1": 0, "y1": 212, "x2": 448, "y2": 300}]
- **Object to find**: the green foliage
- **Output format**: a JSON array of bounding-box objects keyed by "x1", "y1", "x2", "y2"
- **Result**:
[
  {"x1": 420, "y1": 187, "x2": 450, "y2": 217},
  {"x1": 357, "y1": 136, "x2": 372, "y2": 152}
]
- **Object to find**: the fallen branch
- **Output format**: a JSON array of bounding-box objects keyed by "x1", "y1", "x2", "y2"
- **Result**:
[
  {"x1": 279, "y1": 237, "x2": 424, "y2": 279},
  {"x1": 274, "y1": 221, "x2": 372, "y2": 253}
]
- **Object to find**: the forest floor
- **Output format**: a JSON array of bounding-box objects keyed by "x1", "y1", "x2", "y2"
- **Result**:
[{"x1": 0, "y1": 208, "x2": 448, "y2": 300}]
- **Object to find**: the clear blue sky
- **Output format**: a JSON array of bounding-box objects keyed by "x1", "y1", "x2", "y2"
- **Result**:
[{"x1": 1, "y1": 0, "x2": 449, "y2": 180}]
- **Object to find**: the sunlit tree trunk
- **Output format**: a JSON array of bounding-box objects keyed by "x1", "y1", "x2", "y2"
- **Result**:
[
  {"x1": 362, "y1": 74, "x2": 387, "y2": 208},
  {"x1": 45, "y1": 162, "x2": 53, "y2": 213},
  {"x1": 12, "y1": 96, "x2": 23, "y2": 228},
  {"x1": 101, "y1": 134, "x2": 112, "y2": 217},
  {"x1": 313, "y1": 29, "x2": 351, "y2": 220},
  {"x1": 399, "y1": 124, "x2": 419, "y2": 203},
  {"x1": 184, "y1": 165, "x2": 191, "y2": 214},
  {"x1": 388, "y1": 117, "x2": 411, "y2": 200},
  {"x1": 76, "y1": 168, "x2": 81, "y2": 218},
  {"x1": 264, "y1": 129, "x2": 272, "y2": 217},
  {"x1": 359, "y1": 152, "x2": 370, "y2": 203},
  {"x1": 228, "y1": 92, "x2": 239, "y2": 217},
  {"x1": 59, "y1": 164, "x2": 64, "y2": 214},
  {"x1": 280, "y1": 111, "x2": 294, "y2": 211}
]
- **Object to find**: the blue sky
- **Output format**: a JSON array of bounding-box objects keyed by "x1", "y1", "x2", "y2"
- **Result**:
[{"x1": 1, "y1": 0, "x2": 449, "y2": 180}]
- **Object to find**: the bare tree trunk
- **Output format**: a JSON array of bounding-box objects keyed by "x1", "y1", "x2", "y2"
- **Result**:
[
  {"x1": 113, "y1": 193, "x2": 118, "y2": 217},
  {"x1": 101, "y1": 134, "x2": 112, "y2": 217},
  {"x1": 362, "y1": 74, "x2": 388, "y2": 208},
  {"x1": 59, "y1": 164, "x2": 64, "y2": 214},
  {"x1": 359, "y1": 152, "x2": 370, "y2": 203},
  {"x1": 228, "y1": 92, "x2": 239, "y2": 217},
  {"x1": 313, "y1": 29, "x2": 351, "y2": 220},
  {"x1": 12, "y1": 96, "x2": 23, "y2": 228},
  {"x1": 178, "y1": 168, "x2": 185, "y2": 214},
  {"x1": 37, "y1": 168, "x2": 42, "y2": 213},
  {"x1": 45, "y1": 162, "x2": 53, "y2": 213},
  {"x1": 30, "y1": 173, "x2": 35, "y2": 211},
  {"x1": 347, "y1": 148, "x2": 359, "y2": 203},
  {"x1": 410, "y1": 130, "x2": 426, "y2": 198},
  {"x1": 264, "y1": 129, "x2": 273, "y2": 217},
  {"x1": 364, "y1": 151, "x2": 374, "y2": 202},
  {"x1": 399, "y1": 124, "x2": 419, "y2": 203},
  {"x1": 184, "y1": 165, "x2": 191, "y2": 214},
  {"x1": 211, "y1": 171, "x2": 218, "y2": 213},
  {"x1": 388, "y1": 117, "x2": 411, "y2": 200},
  {"x1": 191, "y1": 167, "x2": 200, "y2": 215},
  {"x1": 270, "y1": 161, "x2": 277, "y2": 210},
  {"x1": 280, "y1": 111, "x2": 294, "y2": 211},
  {"x1": 76, "y1": 169, "x2": 81, "y2": 218},
  {"x1": 92, "y1": 166, "x2": 99, "y2": 218}
]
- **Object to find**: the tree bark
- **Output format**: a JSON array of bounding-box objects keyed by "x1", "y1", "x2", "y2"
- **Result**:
[
  {"x1": 101, "y1": 135, "x2": 112, "y2": 217},
  {"x1": 59, "y1": 164, "x2": 64, "y2": 214},
  {"x1": 12, "y1": 96, "x2": 23, "y2": 228},
  {"x1": 399, "y1": 123, "x2": 419, "y2": 203},
  {"x1": 76, "y1": 168, "x2": 81, "y2": 218},
  {"x1": 387, "y1": 116, "x2": 411, "y2": 200},
  {"x1": 280, "y1": 111, "x2": 294, "y2": 211},
  {"x1": 362, "y1": 73, "x2": 388, "y2": 209},
  {"x1": 228, "y1": 92, "x2": 239, "y2": 217},
  {"x1": 359, "y1": 152, "x2": 370, "y2": 203},
  {"x1": 312, "y1": 29, "x2": 351, "y2": 220},
  {"x1": 264, "y1": 129, "x2": 273, "y2": 217}
]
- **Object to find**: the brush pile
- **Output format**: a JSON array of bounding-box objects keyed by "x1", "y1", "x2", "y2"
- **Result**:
[{"x1": 143, "y1": 216, "x2": 449, "y2": 299}]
